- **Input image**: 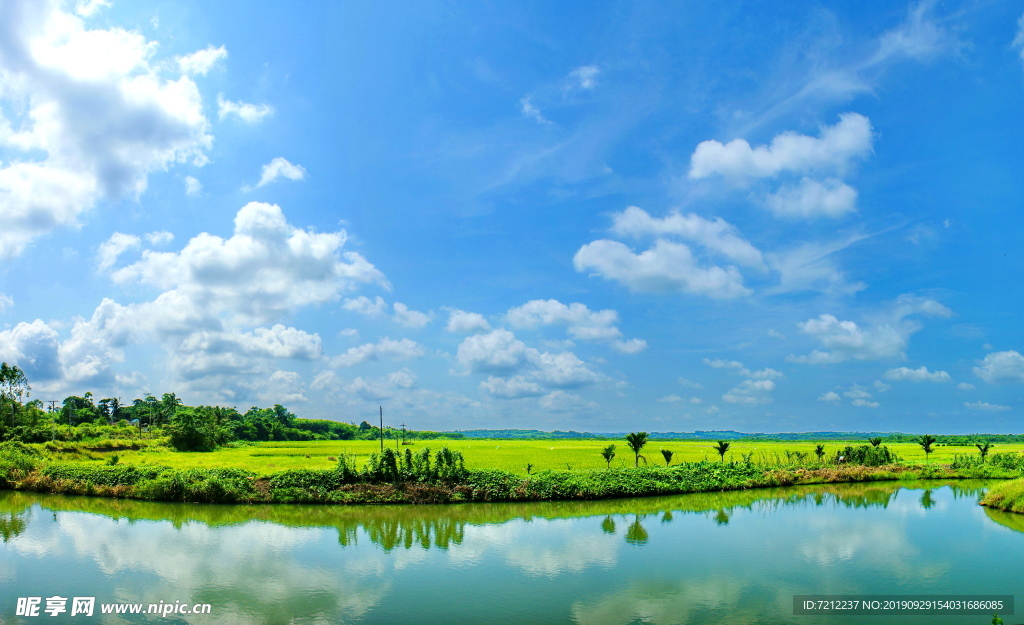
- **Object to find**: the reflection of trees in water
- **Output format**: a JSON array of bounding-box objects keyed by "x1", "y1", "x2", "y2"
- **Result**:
[
  {"x1": 713, "y1": 509, "x2": 730, "y2": 526},
  {"x1": 600, "y1": 516, "x2": 616, "y2": 534},
  {"x1": 0, "y1": 510, "x2": 27, "y2": 542},
  {"x1": 920, "y1": 489, "x2": 935, "y2": 510},
  {"x1": 625, "y1": 516, "x2": 648, "y2": 546},
  {"x1": 948, "y1": 483, "x2": 988, "y2": 500},
  {"x1": 339, "y1": 517, "x2": 466, "y2": 551}
]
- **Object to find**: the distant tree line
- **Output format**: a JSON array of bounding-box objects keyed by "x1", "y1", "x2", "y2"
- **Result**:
[{"x1": 0, "y1": 362, "x2": 460, "y2": 450}]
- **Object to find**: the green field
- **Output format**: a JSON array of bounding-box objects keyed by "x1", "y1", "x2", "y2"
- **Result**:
[{"x1": 60, "y1": 439, "x2": 1024, "y2": 475}]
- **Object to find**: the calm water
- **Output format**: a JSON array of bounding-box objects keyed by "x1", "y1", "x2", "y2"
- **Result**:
[{"x1": 1, "y1": 481, "x2": 1022, "y2": 624}]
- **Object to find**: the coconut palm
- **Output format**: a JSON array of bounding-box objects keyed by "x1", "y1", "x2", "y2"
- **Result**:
[
  {"x1": 976, "y1": 442, "x2": 993, "y2": 463},
  {"x1": 713, "y1": 440, "x2": 730, "y2": 462},
  {"x1": 868, "y1": 437, "x2": 882, "y2": 447},
  {"x1": 625, "y1": 432, "x2": 648, "y2": 467},
  {"x1": 660, "y1": 449, "x2": 674, "y2": 466},
  {"x1": 600, "y1": 444, "x2": 616, "y2": 468},
  {"x1": 918, "y1": 434, "x2": 937, "y2": 463}
]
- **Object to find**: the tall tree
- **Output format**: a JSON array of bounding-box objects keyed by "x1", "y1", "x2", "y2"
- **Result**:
[
  {"x1": 976, "y1": 442, "x2": 993, "y2": 463},
  {"x1": 918, "y1": 434, "x2": 937, "y2": 463},
  {"x1": 713, "y1": 440, "x2": 730, "y2": 462},
  {"x1": 0, "y1": 363, "x2": 30, "y2": 427},
  {"x1": 600, "y1": 444, "x2": 616, "y2": 468}
]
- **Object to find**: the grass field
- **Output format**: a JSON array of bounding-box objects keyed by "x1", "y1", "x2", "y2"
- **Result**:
[{"x1": 58, "y1": 439, "x2": 1024, "y2": 476}]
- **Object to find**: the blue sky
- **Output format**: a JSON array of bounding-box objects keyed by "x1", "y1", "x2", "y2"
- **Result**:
[{"x1": 2, "y1": 0, "x2": 1024, "y2": 434}]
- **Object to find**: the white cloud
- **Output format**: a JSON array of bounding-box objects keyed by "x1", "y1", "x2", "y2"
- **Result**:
[
  {"x1": 1015, "y1": 13, "x2": 1024, "y2": 65},
  {"x1": 568, "y1": 65, "x2": 600, "y2": 89},
  {"x1": 184, "y1": 176, "x2": 202, "y2": 196},
  {"x1": 257, "y1": 370, "x2": 307, "y2": 404},
  {"x1": 178, "y1": 325, "x2": 323, "y2": 361},
  {"x1": 788, "y1": 296, "x2": 951, "y2": 365},
  {"x1": 343, "y1": 296, "x2": 388, "y2": 317},
  {"x1": 96, "y1": 232, "x2": 141, "y2": 272},
  {"x1": 446, "y1": 309, "x2": 491, "y2": 334},
  {"x1": 74, "y1": 0, "x2": 110, "y2": 17},
  {"x1": 722, "y1": 379, "x2": 775, "y2": 405},
  {"x1": 658, "y1": 394, "x2": 682, "y2": 403},
  {"x1": 519, "y1": 97, "x2": 550, "y2": 125},
  {"x1": 883, "y1": 366, "x2": 951, "y2": 383},
  {"x1": 956, "y1": 382, "x2": 975, "y2": 391},
  {"x1": 818, "y1": 391, "x2": 841, "y2": 403},
  {"x1": 217, "y1": 94, "x2": 274, "y2": 123},
  {"x1": 766, "y1": 234, "x2": 868, "y2": 295},
  {"x1": 387, "y1": 368, "x2": 416, "y2": 389},
  {"x1": 844, "y1": 388, "x2": 872, "y2": 400},
  {"x1": 176, "y1": 45, "x2": 227, "y2": 76},
  {"x1": 974, "y1": 351, "x2": 1024, "y2": 383},
  {"x1": 678, "y1": 378, "x2": 703, "y2": 389},
  {"x1": 480, "y1": 376, "x2": 544, "y2": 399},
  {"x1": 609, "y1": 206, "x2": 765, "y2": 269},
  {"x1": 574, "y1": 239, "x2": 750, "y2": 298},
  {"x1": 457, "y1": 329, "x2": 604, "y2": 392},
  {"x1": 767, "y1": 329, "x2": 786, "y2": 339},
  {"x1": 689, "y1": 113, "x2": 872, "y2": 181},
  {"x1": 874, "y1": 380, "x2": 891, "y2": 392},
  {"x1": 0, "y1": 1, "x2": 212, "y2": 258},
  {"x1": 703, "y1": 358, "x2": 783, "y2": 380},
  {"x1": 331, "y1": 338, "x2": 425, "y2": 368},
  {"x1": 507, "y1": 299, "x2": 620, "y2": 340},
  {"x1": 392, "y1": 303, "x2": 431, "y2": 329},
  {"x1": 704, "y1": 358, "x2": 745, "y2": 370},
  {"x1": 765, "y1": 177, "x2": 857, "y2": 219},
  {"x1": 0, "y1": 293, "x2": 12, "y2": 312},
  {"x1": 851, "y1": 398, "x2": 879, "y2": 408},
  {"x1": 964, "y1": 401, "x2": 1011, "y2": 412},
  {"x1": 255, "y1": 157, "x2": 306, "y2": 188},
  {"x1": 612, "y1": 339, "x2": 647, "y2": 354},
  {"x1": 145, "y1": 230, "x2": 174, "y2": 246},
  {"x1": 112, "y1": 202, "x2": 390, "y2": 325},
  {"x1": 0, "y1": 319, "x2": 61, "y2": 381}
]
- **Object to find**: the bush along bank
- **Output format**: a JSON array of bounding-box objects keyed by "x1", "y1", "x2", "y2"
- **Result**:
[
  {"x1": 2, "y1": 443, "x2": 1022, "y2": 505},
  {"x1": 980, "y1": 478, "x2": 1024, "y2": 513}
]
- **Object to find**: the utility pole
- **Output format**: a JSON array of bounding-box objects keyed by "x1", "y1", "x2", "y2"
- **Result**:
[
  {"x1": 379, "y1": 405, "x2": 383, "y2": 451},
  {"x1": 400, "y1": 423, "x2": 407, "y2": 445}
]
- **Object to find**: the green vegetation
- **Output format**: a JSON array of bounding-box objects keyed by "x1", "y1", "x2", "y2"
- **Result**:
[
  {"x1": 600, "y1": 444, "x2": 616, "y2": 468},
  {"x1": 977, "y1": 442, "x2": 993, "y2": 462},
  {"x1": 919, "y1": 434, "x2": 937, "y2": 462},
  {"x1": 625, "y1": 432, "x2": 648, "y2": 467},
  {"x1": 714, "y1": 440, "x2": 730, "y2": 462},
  {"x1": 980, "y1": 478, "x2": 1024, "y2": 513},
  {"x1": 660, "y1": 449, "x2": 674, "y2": 466}
]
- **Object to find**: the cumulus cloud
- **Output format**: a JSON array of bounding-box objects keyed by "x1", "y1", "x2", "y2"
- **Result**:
[
  {"x1": 0, "y1": 319, "x2": 61, "y2": 381},
  {"x1": 658, "y1": 394, "x2": 682, "y2": 403},
  {"x1": 956, "y1": 382, "x2": 975, "y2": 391},
  {"x1": 145, "y1": 230, "x2": 174, "y2": 246},
  {"x1": 609, "y1": 206, "x2": 765, "y2": 269},
  {"x1": 0, "y1": 0, "x2": 212, "y2": 257},
  {"x1": 677, "y1": 378, "x2": 703, "y2": 389},
  {"x1": 765, "y1": 178, "x2": 857, "y2": 219},
  {"x1": 689, "y1": 113, "x2": 873, "y2": 181},
  {"x1": 722, "y1": 379, "x2": 775, "y2": 405},
  {"x1": 96, "y1": 232, "x2": 141, "y2": 272},
  {"x1": 0, "y1": 293, "x2": 12, "y2": 312},
  {"x1": 973, "y1": 351, "x2": 1024, "y2": 384},
  {"x1": 176, "y1": 45, "x2": 227, "y2": 76},
  {"x1": 612, "y1": 338, "x2": 647, "y2": 354},
  {"x1": 480, "y1": 376, "x2": 544, "y2": 399},
  {"x1": 818, "y1": 391, "x2": 841, "y2": 403},
  {"x1": 574, "y1": 239, "x2": 750, "y2": 298},
  {"x1": 851, "y1": 398, "x2": 879, "y2": 408},
  {"x1": 393, "y1": 303, "x2": 431, "y2": 328},
  {"x1": 343, "y1": 296, "x2": 388, "y2": 317},
  {"x1": 217, "y1": 94, "x2": 274, "y2": 123},
  {"x1": 445, "y1": 309, "x2": 491, "y2": 334},
  {"x1": 703, "y1": 358, "x2": 783, "y2": 380},
  {"x1": 255, "y1": 157, "x2": 306, "y2": 188},
  {"x1": 330, "y1": 337, "x2": 424, "y2": 368},
  {"x1": 457, "y1": 329, "x2": 605, "y2": 398},
  {"x1": 788, "y1": 297, "x2": 951, "y2": 364},
  {"x1": 111, "y1": 202, "x2": 389, "y2": 324},
  {"x1": 883, "y1": 366, "x2": 950, "y2": 383},
  {"x1": 257, "y1": 370, "x2": 307, "y2": 404},
  {"x1": 964, "y1": 401, "x2": 1011, "y2": 412}
]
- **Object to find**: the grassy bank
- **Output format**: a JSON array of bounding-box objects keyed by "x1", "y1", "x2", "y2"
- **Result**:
[
  {"x1": 980, "y1": 478, "x2": 1024, "y2": 513},
  {"x1": 2, "y1": 441, "x2": 1020, "y2": 505}
]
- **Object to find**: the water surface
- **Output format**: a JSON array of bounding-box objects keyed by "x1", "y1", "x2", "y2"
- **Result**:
[{"x1": 1, "y1": 481, "x2": 1021, "y2": 624}]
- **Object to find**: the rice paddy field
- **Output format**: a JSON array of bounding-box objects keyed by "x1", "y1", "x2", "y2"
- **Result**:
[{"x1": 56, "y1": 438, "x2": 1024, "y2": 475}]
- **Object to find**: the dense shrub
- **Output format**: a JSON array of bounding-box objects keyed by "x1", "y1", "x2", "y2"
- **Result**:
[{"x1": 834, "y1": 445, "x2": 900, "y2": 467}]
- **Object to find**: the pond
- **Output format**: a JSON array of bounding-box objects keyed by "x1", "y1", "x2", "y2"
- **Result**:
[{"x1": 1, "y1": 481, "x2": 1021, "y2": 624}]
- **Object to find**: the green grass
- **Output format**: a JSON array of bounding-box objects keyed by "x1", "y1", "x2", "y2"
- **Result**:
[
  {"x1": 980, "y1": 478, "x2": 1024, "y2": 513},
  {"x1": 42, "y1": 439, "x2": 1024, "y2": 475}
]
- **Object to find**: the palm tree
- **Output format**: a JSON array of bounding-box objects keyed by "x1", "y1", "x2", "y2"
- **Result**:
[
  {"x1": 660, "y1": 449, "x2": 674, "y2": 466},
  {"x1": 814, "y1": 444, "x2": 826, "y2": 462},
  {"x1": 625, "y1": 432, "x2": 648, "y2": 467},
  {"x1": 976, "y1": 442, "x2": 993, "y2": 463},
  {"x1": 713, "y1": 440, "x2": 730, "y2": 462},
  {"x1": 918, "y1": 434, "x2": 937, "y2": 463},
  {"x1": 868, "y1": 437, "x2": 882, "y2": 447},
  {"x1": 600, "y1": 444, "x2": 616, "y2": 468}
]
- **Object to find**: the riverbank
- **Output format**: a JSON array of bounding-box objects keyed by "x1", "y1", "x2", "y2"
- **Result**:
[
  {"x1": 2, "y1": 452, "x2": 1019, "y2": 505},
  {"x1": 979, "y1": 478, "x2": 1024, "y2": 513}
]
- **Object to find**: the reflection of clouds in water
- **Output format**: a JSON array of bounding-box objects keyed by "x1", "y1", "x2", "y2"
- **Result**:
[
  {"x1": 9, "y1": 508, "x2": 389, "y2": 623},
  {"x1": 572, "y1": 576, "x2": 754, "y2": 625},
  {"x1": 457, "y1": 518, "x2": 619, "y2": 577}
]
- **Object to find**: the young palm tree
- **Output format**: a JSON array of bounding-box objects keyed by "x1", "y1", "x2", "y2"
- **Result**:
[
  {"x1": 868, "y1": 437, "x2": 882, "y2": 447},
  {"x1": 625, "y1": 432, "x2": 648, "y2": 467},
  {"x1": 660, "y1": 449, "x2": 674, "y2": 466},
  {"x1": 713, "y1": 440, "x2": 730, "y2": 462},
  {"x1": 976, "y1": 442, "x2": 993, "y2": 463},
  {"x1": 814, "y1": 444, "x2": 826, "y2": 462},
  {"x1": 600, "y1": 444, "x2": 616, "y2": 468},
  {"x1": 918, "y1": 434, "x2": 937, "y2": 463}
]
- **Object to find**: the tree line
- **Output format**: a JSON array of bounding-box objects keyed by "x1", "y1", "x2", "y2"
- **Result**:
[{"x1": 0, "y1": 362, "x2": 459, "y2": 450}]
